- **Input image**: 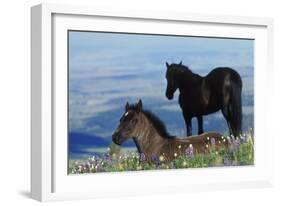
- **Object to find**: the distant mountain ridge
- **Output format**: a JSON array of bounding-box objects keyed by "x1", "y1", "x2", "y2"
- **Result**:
[
  {"x1": 69, "y1": 132, "x2": 109, "y2": 154},
  {"x1": 69, "y1": 132, "x2": 135, "y2": 154}
]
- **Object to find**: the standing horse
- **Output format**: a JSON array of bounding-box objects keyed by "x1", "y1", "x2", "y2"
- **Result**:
[
  {"x1": 112, "y1": 100, "x2": 229, "y2": 163},
  {"x1": 165, "y1": 62, "x2": 242, "y2": 137}
]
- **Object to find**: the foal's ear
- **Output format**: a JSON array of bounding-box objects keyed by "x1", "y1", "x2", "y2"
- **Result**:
[
  {"x1": 179, "y1": 61, "x2": 182, "y2": 65},
  {"x1": 136, "y1": 99, "x2": 143, "y2": 111},
  {"x1": 166, "y1": 62, "x2": 170, "y2": 68},
  {"x1": 125, "y1": 102, "x2": 129, "y2": 111}
]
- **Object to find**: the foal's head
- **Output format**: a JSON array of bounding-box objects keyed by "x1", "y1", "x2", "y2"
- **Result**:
[
  {"x1": 112, "y1": 99, "x2": 173, "y2": 146},
  {"x1": 112, "y1": 99, "x2": 143, "y2": 145},
  {"x1": 165, "y1": 61, "x2": 185, "y2": 100}
]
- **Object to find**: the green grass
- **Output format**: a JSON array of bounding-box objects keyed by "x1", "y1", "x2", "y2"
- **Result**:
[{"x1": 69, "y1": 135, "x2": 254, "y2": 174}]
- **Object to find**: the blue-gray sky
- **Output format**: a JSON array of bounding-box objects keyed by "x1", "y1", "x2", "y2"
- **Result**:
[{"x1": 68, "y1": 31, "x2": 254, "y2": 138}]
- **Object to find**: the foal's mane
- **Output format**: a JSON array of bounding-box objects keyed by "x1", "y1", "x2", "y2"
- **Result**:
[{"x1": 128, "y1": 104, "x2": 175, "y2": 139}]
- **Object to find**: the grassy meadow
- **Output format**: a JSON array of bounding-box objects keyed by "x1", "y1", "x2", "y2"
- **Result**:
[{"x1": 69, "y1": 133, "x2": 254, "y2": 174}]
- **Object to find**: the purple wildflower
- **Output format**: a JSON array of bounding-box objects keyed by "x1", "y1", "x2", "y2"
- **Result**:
[
  {"x1": 151, "y1": 153, "x2": 160, "y2": 165},
  {"x1": 211, "y1": 138, "x2": 216, "y2": 146},
  {"x1": 139, "y1": 153, "x2": 146, "y2": 162},
  {"x1": 240, "y1": 135, "x2": 246, "y2": 144},
  {"x1": 223, "y1": 156, "x2": 231, "y2": 166},
  {"x1": 104, "y1": 153, "x2": 112, "y2": 163},
  {"x1": 228, "y1": 138, "x2": 239, "y2": 153},
  {"x1": 185, "y1": 147, "x2": 194, "y2": 157}
]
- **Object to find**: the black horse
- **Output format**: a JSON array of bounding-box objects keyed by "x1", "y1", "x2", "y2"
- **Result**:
[{"x1": 165, "y1": 62, "x2": 242, "y2": 137}]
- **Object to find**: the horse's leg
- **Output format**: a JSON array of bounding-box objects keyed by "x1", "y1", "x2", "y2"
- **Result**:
[
  {"x1": 183, "y1": 114, "x2": 192, "y2": 136},
  {"x1": 197, "y1": 116, "x2": 204, "y2": 134},
  {"x1": 221, "y1": 106, "x2": 233, "y2": 136},
  {"x1": 227, "y1": 105, "x2": 239, "y2": 139}
]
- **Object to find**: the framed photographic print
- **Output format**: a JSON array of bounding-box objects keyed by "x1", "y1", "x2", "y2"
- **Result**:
[{"x1": 31, "y1": 3, "x2": 274, "y2": 201}]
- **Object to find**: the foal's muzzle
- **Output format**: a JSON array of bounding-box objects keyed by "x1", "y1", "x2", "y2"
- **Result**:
[{"x1": 112, "y1": 132, "x2": 121, "y2": 145}]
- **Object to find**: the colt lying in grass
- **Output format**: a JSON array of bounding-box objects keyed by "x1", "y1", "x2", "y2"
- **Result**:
[{"x1": 112, "y1": 99, "x2": 229, "y2": 163}]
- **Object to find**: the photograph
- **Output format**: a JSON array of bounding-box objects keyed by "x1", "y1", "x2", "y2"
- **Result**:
[{"x1": 68, "y1": 31, "x2": 254, "y2": 174}]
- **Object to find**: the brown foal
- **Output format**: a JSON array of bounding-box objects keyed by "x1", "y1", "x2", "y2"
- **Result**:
[{"x1": 112, "y1": 100, "x2": 229, "y2": 163}]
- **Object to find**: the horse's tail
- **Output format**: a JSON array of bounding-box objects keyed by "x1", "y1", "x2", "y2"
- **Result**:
[{"x1": 230, "y1": 77, "x2": 242, "y2": 137}]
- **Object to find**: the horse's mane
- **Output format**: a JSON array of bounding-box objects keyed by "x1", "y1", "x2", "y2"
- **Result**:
[
  {"x1": 171, "y1": 63, "x2": 191, "y2": 71},
  {"x1": 128, "y1": 104, "x2": 175, "y2": 139},
  {"x1": 170, "y1": 63, "x2": 201, "y2": 78}
]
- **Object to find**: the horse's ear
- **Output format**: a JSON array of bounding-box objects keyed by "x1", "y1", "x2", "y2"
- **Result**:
[
  {"x1": 125, "y1": 102, "x2": 129, "y2": 111},
  {"x1": 137, "y1": 99, "x2": 143, "y2": 111},
  {"x1": 179, "y1": 61, "x2": 182, "y2": 65},
  {"x1": 166, "y1": 62, "x2": 169, "y2": 68}
]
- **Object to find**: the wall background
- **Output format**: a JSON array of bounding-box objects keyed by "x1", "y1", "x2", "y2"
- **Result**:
[{"x1": 0, "y1": 0, "x2": 280, "y2": 205}]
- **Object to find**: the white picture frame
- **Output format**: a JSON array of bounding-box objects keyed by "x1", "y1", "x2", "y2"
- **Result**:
[{"x1": 31, "y1": 3, "x2": 274, "y2": 202}]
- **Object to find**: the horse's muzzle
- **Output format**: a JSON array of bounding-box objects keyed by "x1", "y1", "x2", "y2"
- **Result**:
[{"x1": 166, "y1": 93, "x2": 174, "y2": 100}]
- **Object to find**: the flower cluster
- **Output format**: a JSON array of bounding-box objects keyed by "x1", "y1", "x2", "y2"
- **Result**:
[{"x1": 185, "y1": 145, "x2": 194, "y2": 157}]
